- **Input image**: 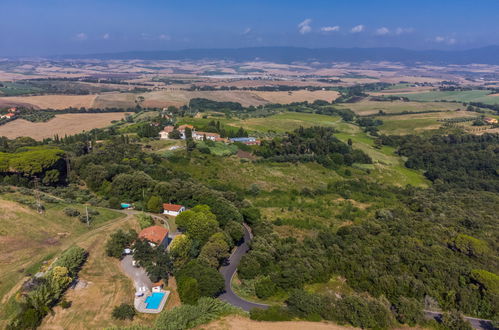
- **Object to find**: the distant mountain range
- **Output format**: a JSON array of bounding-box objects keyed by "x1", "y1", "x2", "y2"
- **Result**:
[{"x1": 65, "y1": 46, "x2": 499, "y2": 65}]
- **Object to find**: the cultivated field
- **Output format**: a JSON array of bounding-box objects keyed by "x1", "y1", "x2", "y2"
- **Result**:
[
  {"x1": 0, "y1": 94, "x2": 97, "y2": 109},
  {"x1": 0, "y1": 113, "x2": 126, "y2": 140},
  {"x1": 227, "y1": 112, "x2": 342, "y2": 132},
  {"x1": 385, "y1": 90, "x2": 499, "y2": 104},
  {"x1": 336, "y1": 99, "x2": 463, "y2": 116},
  {"x1": 252, "y1": 90, "x2": 340, "y2": 104},
  {"x1": 375, "y1": 110, "x2": 482, "y2": 135},
  {"x1": 0, "y1": 90, "x2": 340, "y2": 111}
]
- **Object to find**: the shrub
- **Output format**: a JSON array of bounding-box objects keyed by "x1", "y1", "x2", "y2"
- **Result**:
[
  {"x1": 394, "y1": 297, "x2": 423, "y2": 326},
  {"x1": 177, "y1": 277, "x2": 200, "y2": 305},
  {"x1": 154, "y1": 297, "x2": 240, "y2": 329},
  {"x1": 175, "y1": 260, "x2": 225, "y2": 298},
  {"x1": 88, "y1": 208, "x2": 100, "y2": 216},
  {"x1": 250, "y1": 306, "x2": 293, "y2": 321},
  {"x1": 60, "y1": 299, "x2": 72, "y2": 309},
  {"x1": 255, "y1": 276, "x2": 277, "y2": 299},
  {"x1": 106, "y1": 229, "x2": 137, "y2": 259},
  {"x1": 52, "y1": 246, "x2": 87, "y2": 276},
  {"x1": 63, "y1": 207, "x2": 80, "y2": 217},
  {"x1": 137, "y1": 213, "x2": 154, "y2": 229},
  {"x1": 441, "y1": 310, "x2": 473, "y2": 330},
  {"x1": 112, "y1": 303, "x2": 136, "y2": 320}
]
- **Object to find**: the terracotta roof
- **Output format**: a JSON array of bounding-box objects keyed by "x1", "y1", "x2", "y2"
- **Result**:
[
  {"x1": 178, "y1": 124, "x2": 194, "y2": 131},
  {"x1": 152, "y1": 280, "x2": 164, "y2": 287},
  {"x1": 163, "y1": 126, "x2": 174, "y2": 133},
  {"x1": 163, "y1": 203, "x2": 184, "y2": 212},
  {"x1": 139, "y1": 226, "x2": 168, "y2": 245}
]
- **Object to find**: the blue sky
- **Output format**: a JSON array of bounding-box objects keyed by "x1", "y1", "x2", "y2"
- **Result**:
[{"x1": 1, "y1": 0, "x2": 498, "y2": 56}]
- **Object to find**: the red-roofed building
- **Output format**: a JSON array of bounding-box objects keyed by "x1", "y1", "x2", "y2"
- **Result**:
[
  {"x1": 139, "y1": 225, "x2": 169, "y2": 248},
  {"x1": 163, "y1": 203, "x2": 185, "y2": 216},
  {"x1": 0, "y1": 113, "x2": 15, "y2": 119},
  {"x1": 159, "y1": 125, "x2": 175, "y2": 140}
]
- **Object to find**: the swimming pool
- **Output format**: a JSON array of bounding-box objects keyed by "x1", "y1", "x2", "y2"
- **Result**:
[{"x1": 145, "y1": 292, "x2": 165, "y2": 309}]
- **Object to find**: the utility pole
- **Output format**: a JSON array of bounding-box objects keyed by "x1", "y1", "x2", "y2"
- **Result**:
[
  {"x1": 85, "y1": 205, "x2": 90, "y2": 227},
  {"x1": 33, "y1": 177, "x2": 44, "y2": 214}
]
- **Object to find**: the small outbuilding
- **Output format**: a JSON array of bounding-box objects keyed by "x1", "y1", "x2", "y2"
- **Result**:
[{"x1": 163, "y1": 203, "x2": 185, "y2": 216}]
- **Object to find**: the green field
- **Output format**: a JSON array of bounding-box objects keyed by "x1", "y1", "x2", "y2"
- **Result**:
[
  {"x1": 336, "y1": 99, "x2": 462, "y2": 115},
  {"x1": 179, "y1": 112, "x2": 342, "y2": 134},
  {"x1": 388, "y1": 90, "x2": 499, "y2": 104}
]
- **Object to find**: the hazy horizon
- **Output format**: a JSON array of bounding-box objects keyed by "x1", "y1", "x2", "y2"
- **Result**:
[{"x1": 2, "y1": 0, "x2": 499, "y2": 57}]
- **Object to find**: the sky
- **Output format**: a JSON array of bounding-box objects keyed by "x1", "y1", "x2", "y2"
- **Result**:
[{"x1": 1, "y1": 0, "x2": 498, "y2": 56}]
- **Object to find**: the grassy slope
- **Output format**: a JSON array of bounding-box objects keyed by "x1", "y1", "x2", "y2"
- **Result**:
[{"x1": 0, "y1": 195, "x2": 126, "y2": 327}]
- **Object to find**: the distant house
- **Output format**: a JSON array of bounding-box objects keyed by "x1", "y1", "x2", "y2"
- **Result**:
[
  {"x1": 139, "y1": 225, "x2": 169, "y2": 248},
  {"x1": 192, "y1": 131, "x2": 220, "y2": 141},
  {"x1": 163, "y1": 203, "x2": 185, "y2": 216},
  {"x1": 8, "y1": 107, "x2": 17, "y2": 113},
  {"x1": 484, "y1": 117, "x2": 498, "y2": 124},
  {"x1": 152, "y1": 280, "x2": 164, "y2": 293},
  {"x1": 159, "y1": 126, "x2": 175, "y2": 140},
  {"x1": 0, "y1": 113, "x2": 15, "y2": 120},
  {"x1": 177, "y1": 125, "x2": 194, "y2": 139},
  {"x1": 229, "y1": 137, "x2": 260, "y2": 145}
]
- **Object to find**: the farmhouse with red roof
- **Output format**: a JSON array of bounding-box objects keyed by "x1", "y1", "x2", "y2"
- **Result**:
[
  {"x1": 163, "y1": 203, "x2": 185, "y2": 216},
  {"x1": 138, "y1": 225, "x2": 169, "y2": 248}
]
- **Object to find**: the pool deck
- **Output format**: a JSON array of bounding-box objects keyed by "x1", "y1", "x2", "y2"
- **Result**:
[
  {"x1": 135, "y1": 290, "x2": 170, "y2": 314},
  {"x1": 120, "y1": 255, "x2": 169, "y2": 313}
]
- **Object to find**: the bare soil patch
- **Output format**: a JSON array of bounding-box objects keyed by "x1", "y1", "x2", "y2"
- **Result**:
[
  {"x1": 0, "y1": 113, "x2": 126, "y2": 140},
  {"x1": 200, "y1": 316, "x2": 356, "y2": 330},
  {"x1": 254, "y1": 90, "x2": 340, "y2": 104}
]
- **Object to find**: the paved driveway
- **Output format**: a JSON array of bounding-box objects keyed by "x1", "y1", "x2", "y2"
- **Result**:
[
  {"x1": 219, "y1": 224, "x2": 269, "y2": 311},
  {"x1": 120, "y1": 255, "x2": 152, "y2": 290}
]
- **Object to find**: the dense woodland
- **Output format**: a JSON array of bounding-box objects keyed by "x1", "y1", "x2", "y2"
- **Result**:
[
  {"x1": 256, "y1": 126, "x2": 372, "y2": 167},
  {"x1": 0, "y1": 100, "x2": 498, "y2": 329}
]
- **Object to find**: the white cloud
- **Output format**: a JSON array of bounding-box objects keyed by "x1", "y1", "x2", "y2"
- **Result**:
[
  {"x1": 395, "y1": 27, "x2": 414, "y2": 35},
  {"x1": 375, "y1": 27, "x2": 390, "y2": 35},
  {"x1": 434, "y1": 36, "x2": 457, "y2": 45},
  {"x1": 321, "y1": 26, "x2": 340, "y2": 32},
  {"x1": 158, "y1": 34, "x2": 171, "y2": 41},
  {"x1": 75, "y1": 32, "x2": 88, "y2": 40},
  {"x1": 243, "y1": 27, "x2": 252, "y2": 35},
  {"x1": 298, "y1": 18, "x2": 312, "y2": 35},
  {"x1": 351, "y1": 25, "x2": 365, "y2": 33},
  {"x1": 102, "y1": 33, "x2": 110, "y2": 40}
]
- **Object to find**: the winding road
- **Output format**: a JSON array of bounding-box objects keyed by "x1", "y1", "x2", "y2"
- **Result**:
[
  {"x1": 218, "y1": 225, "x2": 495, "y2": 330},
  {"x1": 218, "y1": 224, "x2": 270, "y2": 311}
]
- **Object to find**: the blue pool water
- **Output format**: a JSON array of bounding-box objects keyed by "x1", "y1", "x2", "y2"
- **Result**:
[{"x1": 145, "y1": 292, "x2": 165, "y2": 309}]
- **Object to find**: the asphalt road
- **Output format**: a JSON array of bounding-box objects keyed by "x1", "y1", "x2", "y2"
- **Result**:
[
  {"x1": 218, "y1": 224, "x2": 270, "y2": 311},
  {"x1": 217, "y1": 224, "x2": 496, "y2": 329},
  {"x1": 424, "y1": 310, "x2": 495, "y2": 330}
]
